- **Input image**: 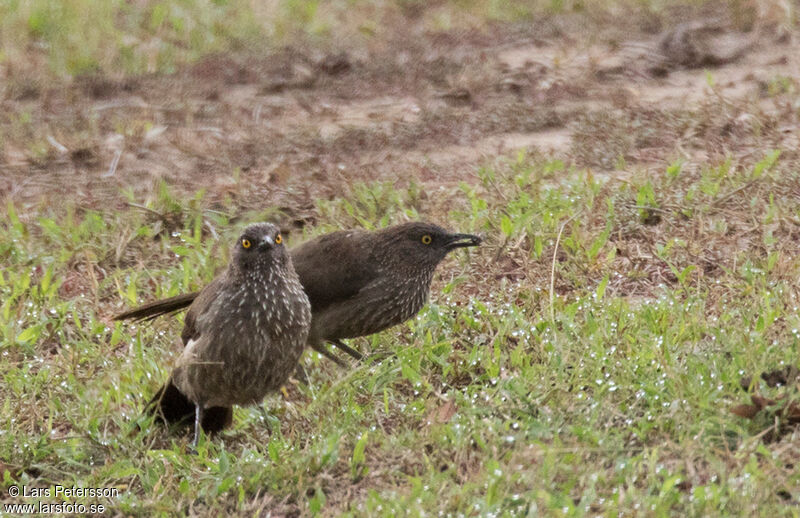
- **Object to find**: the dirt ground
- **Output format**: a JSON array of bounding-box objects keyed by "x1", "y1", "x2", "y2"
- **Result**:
[{"x1": 2, "y1": 12, "x2": 799, "y2": 219}]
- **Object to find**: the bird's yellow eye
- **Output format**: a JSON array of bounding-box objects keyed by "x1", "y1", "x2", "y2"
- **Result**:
[
  {"x1": 421, "y1": 235, "x2": 432, "y2": 245},
  {"x1": 241, "y1": 238, "x2": 251, "y2": 248},
  {"x1": 275, "y1": 234, "x2": 282, "y2": 244}
]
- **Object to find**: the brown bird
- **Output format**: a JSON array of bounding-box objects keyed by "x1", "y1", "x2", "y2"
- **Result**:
[
  {"x1": 148, "y1": 223, "x2": 311, "y2": 447},
  {"x1": 119, "y1": 222, "x2": 481, "y2": 433}
]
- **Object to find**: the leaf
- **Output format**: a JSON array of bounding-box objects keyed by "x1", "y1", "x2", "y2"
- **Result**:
[
  {"x1": 752, "y1": 150, "x2": 780, "y2": 178},
  {"x1": 218, "y1": 449, "x2": 230, "y2": 473},
  {"x1": 309, "y1": 487, "x2": 326, "y2": 515},
  {"x1": 666, "y1": 160, "x2": 683, "y2": 179},
  {"x1": 676, "y1": 265, "x2": 696, "y2": 285},
  {"x1": 7, "y1": 201, "x2": 25, "y2": 235},
  {"x1": 126, "y1": 280, "x2": 137, "y2": 305},
  {"x1": 352, "y1": 431, "x2": 368, "y2": 467},
  {"x1": 595, "y1": 274, "x2": 609, "y2": 301},
  {"x1": 587, "y1": 228, "x2": 609, "y2": 261},
  {"x1": 172, "y1": 246, "x2": 192, "y2": 257},
  {"x1": 500, "y1": 215, "x2": 513, "y2": 237},
  {"x1": 109, "y1": 325, "x2": 122, "y2": 347},
  {"x1": 16, "y1": 325, "x2": 41, "y2": 344},
  {"x1": 350, "y1": 431, "x2": 369, "y2": 481},
  {"x1": 400, "y1": 361, "x2": 420, "y2": 384},
  {"x1": 38, "y1": 268, "x2": 50, "y2": 297},
  {"x1": 533, "y1": 235, "x2": 543, "y2": 258},
  {"x1": 660, "y1": 474, "x2": 683, "y2": 496},
  {"x1": 216, "y1": 476, "x2": 235, "y2": 496},
  {"x1": 268, "y1": 440, "x2": 280, "y2": 462}
]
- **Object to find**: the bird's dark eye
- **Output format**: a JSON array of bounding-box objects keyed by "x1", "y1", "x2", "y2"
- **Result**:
[
  {"x1": 275, "y1": 234, "x2": 282, "y2": 244},
  {"x1": 421, "y1": 235, "x2": 432, "y2": 245},
  {"x1": 241, "y1": 238, "x2": 251, "y2": 249}
]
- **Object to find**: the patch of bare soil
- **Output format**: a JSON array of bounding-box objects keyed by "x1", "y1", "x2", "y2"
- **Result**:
[{"x1": 1, "y1": 15, "x2": 798, "y2": 221}]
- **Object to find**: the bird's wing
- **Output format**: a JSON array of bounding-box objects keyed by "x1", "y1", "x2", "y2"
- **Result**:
[
  {"x1": 291, "y1": 230, "x2": 380, "y2": 313},
  {"x1": 180, "y1": 276, "x2": 226, "y2": 346}
]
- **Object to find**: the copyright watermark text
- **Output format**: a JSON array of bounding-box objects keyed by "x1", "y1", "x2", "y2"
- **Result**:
[{"x1": 5, "y1": 484, "x2": 118, "y2": 514}]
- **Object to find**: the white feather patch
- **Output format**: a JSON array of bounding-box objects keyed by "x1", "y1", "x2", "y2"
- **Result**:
[{"x1": 185, "y1": 338, "x2": 199, "y2": 354}]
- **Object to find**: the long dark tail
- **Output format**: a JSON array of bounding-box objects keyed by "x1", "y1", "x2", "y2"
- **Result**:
[
  {"x1": 114, "y1": 292, "x2": 199, "y2": 322},
  {"x1": 148, "y1": 380, "x2": 232, "y2": 433}
]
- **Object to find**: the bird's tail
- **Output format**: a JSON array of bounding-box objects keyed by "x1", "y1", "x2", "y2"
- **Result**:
[
  {"x1": 147, "y1": 380, "x2": 233, "y2": 433},
  {"x1": 114, "y1": 292, "x2": 200, "y2": 322}
]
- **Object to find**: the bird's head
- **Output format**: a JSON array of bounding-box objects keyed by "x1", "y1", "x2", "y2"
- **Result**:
[
  {"x1": 233, "y1": 223, "x2": 289, "y2": 272},
  {"x1": 379, "y1": 222, "x2": 482, "y2": 272}
]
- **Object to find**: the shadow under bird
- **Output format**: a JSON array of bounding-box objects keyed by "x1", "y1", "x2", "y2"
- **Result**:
[
  {"x1": 117, "y1": 222, "x2": 481, "y2": 433},
  {"x1": 145, "y1": 223, "x2": 311, "y2": 447}
]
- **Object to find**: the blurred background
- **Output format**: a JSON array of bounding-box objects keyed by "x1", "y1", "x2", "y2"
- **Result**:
[{"x1": 2, "y1": 0, "x2": 796, "y2": 212}]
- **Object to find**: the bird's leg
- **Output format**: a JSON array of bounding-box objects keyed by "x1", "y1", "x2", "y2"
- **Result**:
[
  {"x1": 309, "y1": 342, "x2": 348, "y2": 367},
  {"x1": 330, "y1": 339, "x2": 363, "y2": 361},
  {"x1": 292, "y1": 362, "x2": 311, "y2": 385},
  {"x1": 192, "y1": 404, "x2": 204, "y2": 450}
]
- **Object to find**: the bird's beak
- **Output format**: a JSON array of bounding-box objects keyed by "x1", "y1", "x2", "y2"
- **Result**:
[
  {"x1": 445, "y1": 233, "x2": 482, "y2": 250},
  {"x1": 259, "y1": 235, "x2": 275, "y2": 249}
]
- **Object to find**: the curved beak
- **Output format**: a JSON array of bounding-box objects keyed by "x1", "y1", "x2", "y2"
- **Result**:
[
  {"x1": 258, "y1": 235, "x2": 275, "y2": 249},
  {"x1": 445, "y1": 232, "x2": 482, "y2": 250}
]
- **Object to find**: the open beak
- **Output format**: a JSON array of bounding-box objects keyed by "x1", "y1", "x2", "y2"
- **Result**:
[{"x1": 445, "y1": 233, "x2": 482, "y2": 250}]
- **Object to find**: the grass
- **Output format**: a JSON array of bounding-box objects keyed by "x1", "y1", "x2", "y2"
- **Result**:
[{"x1": 2, "y1": 144, "x2": 800, "y2": 515}]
